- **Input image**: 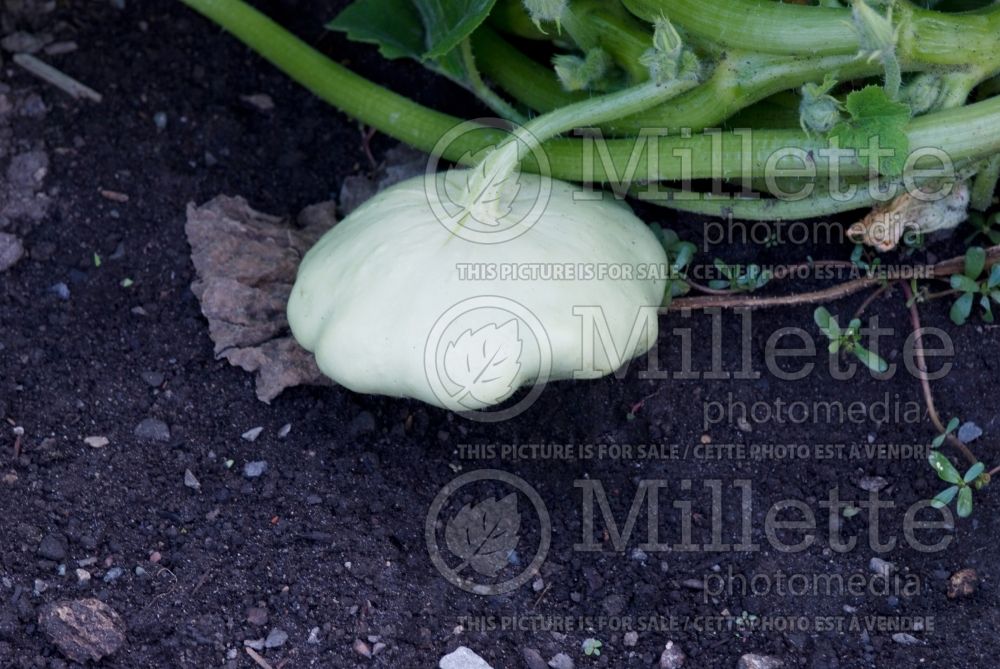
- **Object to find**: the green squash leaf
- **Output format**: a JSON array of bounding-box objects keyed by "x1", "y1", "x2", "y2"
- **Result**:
[
  {"x1": 828, "y1": 86, "x2": 911, "y2": 177},
  {"x1": 329, "y1": 0, "x2": 499, "y2": 79}
]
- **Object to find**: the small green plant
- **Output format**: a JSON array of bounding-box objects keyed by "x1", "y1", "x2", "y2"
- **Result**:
[
  {"x1": 709, "y1": 260, "x2": 771, "y2": 293},
  {"x1": 932, "y1": 417, "x2": 960, "y2": 448},
  {"x1": 652, "y1": 226, "x2": 696, "y2": 307},
  {"x1": 929, "y1": 452, "x2": 984, "y2": 518},
  {"x1": 814, "y1": 307, "x2": 889, "y2": 373},
  {"x1": 582, "y1": 638, "x2": 603, "y2": 657},
  {"x1": 963, "y1": 211, "x2": 1000, "y2": 246},
  {"x1": 850, "y1": 244, "x2": 883, "y2": 276},
  {"x1": 948, "y1": 247, "x2": 1000, "y2": 325},
  {"x1": 733, "y1": 610, "x2": 758, "y2": 639}
]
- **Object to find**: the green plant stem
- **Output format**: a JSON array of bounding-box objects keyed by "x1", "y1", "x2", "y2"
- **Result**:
[
  {"x1": 467, "y1": 75, "x2": 700, "y2": 217},
  {"x1": 471, "y1": 26, "x2": 586, "y2": 113},
  {"x1": 624, "y1": 0, "x2": 1000, "y2": 66},
  {"x1": 970, "y1": 154, "x2": 1000, "y2": 211},
  {"x1": 474, "y1": 35, "x2": 999, "y2": 136},
  {"x1": 561, "y1": 0, "x2": 653, "y2": 83},
  {"x1": 901, "y1": 281, "x2": 978, "y2": 466},
  {"x1": 636, "y1": 187, "x2": 882, "y2": 221},
  {"x1": 489, "y1": 0, "x2": 549, "y2": 40},
  {"x1": 458, "y1": 38, "x2": 526, "y2": 123},
  {"x1": 181, "y1": 0, "x2": 1000, "y2": 186}
]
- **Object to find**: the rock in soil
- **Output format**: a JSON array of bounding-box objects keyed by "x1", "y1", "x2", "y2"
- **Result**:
[
  {"x1": 37, "y1": 533, "x2": 66, "y2": 561},
  {"x1": 522, "y1": 647, "x2": 547, "y2": 669},
  {"x1": 737, "y1": 654, "x2": 784, "y2": 669},
  {"x1": 548, "y1": 653, "x2": 574, "y2": 669},
  {"x1": 659, "y1": 640, "x2": 686, "y2": 668},
  {"x1": 38, "y1": 599, "x2": 126, "y2": 663},
  {"x1": 134, "y1": 417, "x2": 170, "y2": 442},
  {"x1": 440, "y1": 646, "x2": 494, "y2": 669},
  {"x1": 948, "y1": 568, "x2": 978, "y2": 599},
  {"x1": 0, "y1": 232, "x2": 23, "y2": 271}
]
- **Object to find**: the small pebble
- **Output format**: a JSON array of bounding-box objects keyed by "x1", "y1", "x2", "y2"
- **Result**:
[
  {"x1": 243, "y1": 461, "x2": 268, "y2": 478},
  {"x1": 948, "y1": 568, "x2": 978, "y2": 599},
  {"x1": 659, "y1": 641, "x2": 685, "y2": 669},
  {"x1": 246, "y1": 607, "x2": 268, "y2": 626},
  {"x1": 75, "y1": 569, "x2": 91, "y2": 584},
  {"x1": 84, "y1": 436, "x2": 109, "y2": 449},
  {"x1": 153, "y1": 111, "x2": 168, "y2": 131},
  {"x1": 958, "y1": 421, "x2": 983, "y2": 443},
  {"x1": 277, "y1": 423, "x2": 292, "y2": 439},
  {"x1": 241, "y1": 426, "x2": 263, "y2": 442},
  {"x1": 134, "y1": 417, "x2": 170, "y2": 442},
  {"x1": 522, "y1": 648, "x2": 547, "y2": 669},
  {"x1": 103, "y1": 567, "x2": 123, "y2": 583},
  {"x1": 353, "y1": 638, "x2": 371, "y2": 658},
  {"x1": 548, "y1": 653, "x2": 574, "y2": 669},
  {"x1": 264, "y1": 628, "x2": 288, "y2": 648},
  {"x1": 50, "y1": 282, "x2": 70, "y2": 300},
  {"x1": 183, "y1": 469, "x2": 200, "y2": 491},
  {"x1": 623, "y1": 631, "x2": 638, "y2": 647},
  {"x1": 141, "y1": 371, "x2": 164, "y2": 387}
]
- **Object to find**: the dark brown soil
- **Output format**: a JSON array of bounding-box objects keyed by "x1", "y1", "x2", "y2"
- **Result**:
[{"x1": 0, "y1": 2, "x2": 998, "y2": 668}]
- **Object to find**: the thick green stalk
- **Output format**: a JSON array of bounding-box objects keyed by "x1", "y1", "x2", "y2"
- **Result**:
[
  {"x1": 638, "y1": 187, "x2": 883, "y2": 221},
  {"x1": 471, "y1": 27, "x2": 586, "y2": 113},
  {"x1": 624, "y1": 0, "x2": 1000, "y2": 66},
  {"x1": 182, "y1": 0, "x2": 1000, "y2": 186},
  {"x1": 458, "y1": 38, "x2": 526, "y2": 123},
  {"x1": 561, "y1": 0, "x2": 653, "y2": 83},
  {"x1": 466, "y1": 75, "x2": 700, "y2": 220}
]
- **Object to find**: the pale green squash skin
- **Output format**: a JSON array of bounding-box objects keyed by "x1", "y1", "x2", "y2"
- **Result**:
[{"x1": 288, "y1": 171, "x2": 667, "y2": 411}]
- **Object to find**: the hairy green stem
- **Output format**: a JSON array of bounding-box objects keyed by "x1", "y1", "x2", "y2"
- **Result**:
[
  {"x1": 458, "y1": 38, "x2": 526, "y2": 123},
  {"x1": 471, "y1": 26, "x2": 585, "y2": 113},
  {"x1": 182, "y1": 0, "x2": 1000, "y2": 187},
  {"x1": 624, "y1": 0, "x2": 1000, "y2": 66},
  {"x1": 561, "y1": 0, "x2": 653, "y2": 83}
]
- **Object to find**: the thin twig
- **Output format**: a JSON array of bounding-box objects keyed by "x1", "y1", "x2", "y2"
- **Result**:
[
  {"x1": 852, "y1": 281, "x2": 899, "y2": 321},
  {"x1": 13, "y1": 54, "x2": 102, "y2": 102},
  {"x1": 668, "y1": 275, "x2": 882, "y2": 311},
  {"x1": 667, "y1": 246, "x2": 1000, "y2": 312},
  {"x1": 245, "y1": 647, "x2": 274, "y2": 669},
  {"x1": 901, "y1": 282, "x2": 978, "y2": 467}
]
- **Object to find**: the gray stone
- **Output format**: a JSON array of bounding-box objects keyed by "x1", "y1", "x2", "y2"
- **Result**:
[
  {"x1": 243, "y1": 461, "x2": 268, "y2": 478},
  {"x1": 522, "y1": 648, "x2": 546, "y2": 669},
  {"x1": 38, "y1": 599, "x2": 125, "y2": 663},
  {"x1": 659, "y1": 641, "x2": 686, "y2": 668},
  {"x1": 958, "y1": 421, "x2": 983, "y2": 443},
  {"x1": 134, "y1": 418, "x2": 170, "y2": 442},
  {"x1": 440, "y1": 646, "x2": 494, "y2": 669},
  {"x1": 0, "y1": 233, "x2": 23, "y2": 272},
  {"x1": 38, "y1": 533, "x2": 66, "y2": 561},
  {"x1": 737, "y1": 654, "x2": 784, "y2": 669},
  {"x1": 548, "y1": 653, "x2": 574, "y2": 669},
  {"x1": 264, "y1": 628, "x2": 288, "y2": 648},
  {"x1": 140, "y1": 371, "x2": 164, "y2": 387}
]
